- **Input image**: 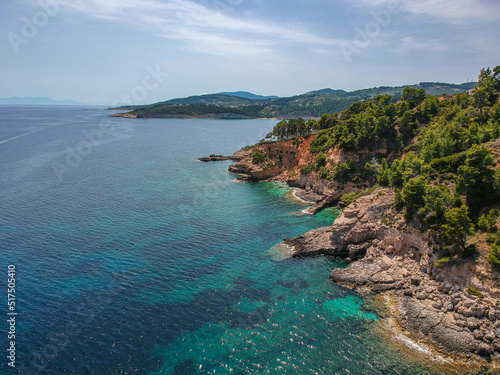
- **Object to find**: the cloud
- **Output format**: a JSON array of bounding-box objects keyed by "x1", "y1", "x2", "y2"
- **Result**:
[
  {"x1": 397, "y1": 36, "x2": 450, "y2": 53},
  {"x1": 58, "y1": 0, "x2": 343, "y2": 58},
  {"x1": 361, "y1": 0, "x2": 500, "y2": 24}
]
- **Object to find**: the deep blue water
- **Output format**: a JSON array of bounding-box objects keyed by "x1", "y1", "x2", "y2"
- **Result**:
[{"x1": 0, "y1": 106, "x2": 445, "y2": 374}]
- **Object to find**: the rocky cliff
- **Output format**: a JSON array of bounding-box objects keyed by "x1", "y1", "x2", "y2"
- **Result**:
[
  {"x1": 227, "y1": 136, "x2": 369, "y2": 211},
  {"x1": 224, "y1": 128, "x2": 500, "y2": 362},
  {"x1": 286, "y1": 187, "x2": 500, "y2": 360}
]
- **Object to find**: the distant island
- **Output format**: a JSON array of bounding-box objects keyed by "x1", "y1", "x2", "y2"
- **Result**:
[
  {"x1": 109, "y1": 82, "x2": 476, "y2": 120},
  {"x1": 0, "y1": 97, "x2": 82, "y2": 105}
]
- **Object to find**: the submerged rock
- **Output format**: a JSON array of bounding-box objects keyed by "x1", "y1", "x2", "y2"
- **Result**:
[{"x1": 323, "y1": 295, "x2": 378, "y2": 321}]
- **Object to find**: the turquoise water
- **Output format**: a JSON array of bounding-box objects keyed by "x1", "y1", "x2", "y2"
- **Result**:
[{"x1": 0, "y1": 107, "x2": 444, "y2": 374}]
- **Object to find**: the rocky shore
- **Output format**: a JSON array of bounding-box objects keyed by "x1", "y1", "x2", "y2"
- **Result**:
[
  {"x1": 286, "y1": 187, "x2": 500, "y2": 361},
  {"x1": 221, "y1": 140, "x2": 500, "y2": 363},
  {"x1": 198, "y1": 154, "x2": 233, "y2": 162},
  {"x1": 198, "y1": 149, "x2": 249, "y2": 163},
  {"x1": 226, "y1": 144, "x2": 360, "y2": 213},
  {"x1": 109, "y1": 112, "x2": 252, "y2": 120}
]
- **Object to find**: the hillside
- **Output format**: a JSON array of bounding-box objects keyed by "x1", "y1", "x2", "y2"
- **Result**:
[
  {"x1": 110, "y1": 82, "x2": 476, "y2": 119},
  {"x1": 217, "y1": 91, "x2": 278, "y2": 100},
  {"x1": 224, "y1": 66, "x2": 500, "y2": 361}
]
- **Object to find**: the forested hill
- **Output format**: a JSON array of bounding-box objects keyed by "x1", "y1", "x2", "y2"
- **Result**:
[
  {"x1": 110, "y1": 82, "x2": 476, "y2": 119},
  {"x1": 243, "y1": 66, "x2": 500, "y2": 266}
]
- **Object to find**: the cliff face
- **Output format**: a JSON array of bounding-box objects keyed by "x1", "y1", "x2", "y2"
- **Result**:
[
  {"x1": 287, "y1": 187, "x2": 500, "y2": 360},
  {"x1": 228, "y1": 136, "x2": 366, "y2": 200},
  {"x1": 227, "y1": 132, "x2": 500, "y2": 360},
  {"x1": 228, "y1": 138, "x2": 311, "y2": 181}
]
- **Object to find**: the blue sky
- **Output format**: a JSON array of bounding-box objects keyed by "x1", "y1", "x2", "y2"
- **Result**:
[{"x1": 1, "y1": 0, "x2": 499, "y2": 105}]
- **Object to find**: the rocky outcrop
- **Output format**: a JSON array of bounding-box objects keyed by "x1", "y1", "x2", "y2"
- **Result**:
[
  {"x1": 227, "y1": 138, "x2": 360, "y2": 207},
  {"x1": 303, "y1": 192, "x2": 350, "y2": 214},
  {"x1": 292, "y1": 189, "x2": 323, "y2": 204},
  {"x1": 198, "y1": 155, "x2": 232, "y2": 162},
  {"x1": 285, "y1": 227, "x2": 341, "y2": 257},
  {"x1": 285, "y1": 187, "x2": 500, "y2": 360},
  {"x1": 109, "y1": 113, "x2": 137, "y2": 119},
  {"x1": 199, "y1": 149, "x2": 250, "y2": 163},
  {"x1": 228, "y1": 141, "x2": 300, "y2": 181},
  {"x1": 290, "y1": 188, "x2": 396, "y2": 260}
]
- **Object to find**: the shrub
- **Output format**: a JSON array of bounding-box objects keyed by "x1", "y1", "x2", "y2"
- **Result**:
[
  {"x1": 428, "y1": 152, "x2": 467, "y2": 173},
  {"x1": 340, "y1": 192, "x2": 358, "y2": 205},
  {"x1": 488, "y1": 242, "x2": 500, "y2": 264},
  {"x1": 433, "y1": 256, "x2": 451, "y2": 267},
  {"x1": 333, "y1": 161, "x2": 357, "y2": 183},
  {"x1": 300, "y1": 163, "x2": 315, "y2": 175},
  {"x1": 251, "y1": 150, "x2": 266, "y2": 164},
  {"x1": 315, "y1": 152, "x2": 327, "y2": 168},
  {"x1": 467, "y1": 287, "x2": 484, "y2": 298},
  {"x1": 319, "y1": 166, "x2": 331, "y2": 180},
  {"x1": 478, "y1": 209, "x2": 498, "y2": 232},
  {"x1": 310, "y1": 131, "x2": 331, "y2": 153}
]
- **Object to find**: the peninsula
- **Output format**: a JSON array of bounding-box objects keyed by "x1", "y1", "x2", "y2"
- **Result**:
[
  {"x1": 220, "y1": 66, "x2": 500, "y2": 363},
  {"x1": 109, "y1": 82, "x2": 476, "y2": 120}
]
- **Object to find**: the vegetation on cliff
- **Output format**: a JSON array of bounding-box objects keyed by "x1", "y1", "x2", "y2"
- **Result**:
[
  {"x1": 253, "y1": 65, "x2": 500, "y2": 262},
  {"x1": 377, "y1": 67, "x2": 500, "y2": 257},
  {"x1": 227, "y1": 65, "x2": 500, "y2": 361}
]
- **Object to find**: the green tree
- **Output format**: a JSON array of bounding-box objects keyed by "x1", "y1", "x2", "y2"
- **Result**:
[
  {"x1": 473, "y1": 87, "x2": 491, "y2": 116},
  {"x1": 402, "y1": 87, "x2": 427, "y2": 108},
  {"x1": 475, "y1": 67, "x2": 498, "y2": 106},
  {"x1": 402, "y1": 176, "x2": 427, "y2": 209},
  {"x1": 478, "y1": 209, "x2": 498, "y2": 232},
  {"x1": 456, "y1": 145, "x2": 496, "y2": 208},
  {"x1": 399, "y1": 110, "x2": 418, "y2": 140},
  {"x1": 419, "y1": 185, "x2": 454, "y2": 228},
  {"x1": 441, "y1": 205, "x2": 474, "y2": 252},
  {"x1": 493, "y1": 66, "x2": 500, "y2": 89},
  {"x1": 296, "y1": 118, "x2": 307, "y2": 136},
  {"x1": 377, "y1": 158, "x2": 391, "y2": 186},
  {"x1": 272, "y1": 120, "x2": 287, "y2": 140},
  {"x1": 488, "y1": 242, "x2": 500, "y2": 264},
  {"x1": 421, "y1": 96, "x2": 439, "y2": 121},
  {"x1": 315, "y1": 152, "x2": 327, "y2": 168},
  {"x1": 306, "y1": 119, "x2": 316, "y2": 133}
]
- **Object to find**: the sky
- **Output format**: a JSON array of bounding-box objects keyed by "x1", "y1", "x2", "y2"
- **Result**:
[{"x1": 1, "y1": 0, "x2": 499, "y2": 105}]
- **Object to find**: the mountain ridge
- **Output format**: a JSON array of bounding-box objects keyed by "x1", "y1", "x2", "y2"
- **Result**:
[
  {"x1": 217, "y1": 91, "x2": 278, "y2": 100},
  {"x1": 110, "y1": 81, "x2": 477, "y2": 119}
]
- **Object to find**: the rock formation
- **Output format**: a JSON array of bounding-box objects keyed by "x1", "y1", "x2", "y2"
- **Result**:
[{"x1": 286, "y1": 187, "x2": 500, "y2": 359}]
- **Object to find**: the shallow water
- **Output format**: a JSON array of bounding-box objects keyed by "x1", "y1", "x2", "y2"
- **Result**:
[{"x1": 0, "y1": 106, "x2": 454, "y2": 374}]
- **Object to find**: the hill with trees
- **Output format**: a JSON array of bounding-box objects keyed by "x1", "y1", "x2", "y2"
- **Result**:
[
  {"x1": 111, "y1": 82, "x2": 476, "y2": 119},
  {"x1": 224, "y1": 65, "x2": 500, "y2": 361}
]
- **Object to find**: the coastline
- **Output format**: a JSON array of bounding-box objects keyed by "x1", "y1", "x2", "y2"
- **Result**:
[
  {"x1": 282, "y1": 185, "x2": 500, "y2": 366},
  {"x1": 371, "y1": 293, "x2": 496, "y2": 374},
  {"x1": 221, "y1": 147, "x2": 500, "y2": 367},
  {"x1": 198, "y1": 110, "x2": 500, "y2": 368},
  {"x1": 109, "y1": 112, "x2": 281, "y2": 120}
]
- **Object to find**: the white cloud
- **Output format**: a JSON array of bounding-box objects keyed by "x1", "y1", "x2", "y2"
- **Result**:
[
  {"x1": 57, "y1": 0, "x2": 343, "y2": 58},
  {"x1": 397, "y1": 36, "x2": 450, "y2": 52},
  {"x1": 361, "y1": 0, "x2": 500, "y2": 24}
]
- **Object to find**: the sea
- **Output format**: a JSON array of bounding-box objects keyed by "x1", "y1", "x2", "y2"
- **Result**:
[{"x1": 0, "y1": 106, "x2": 461, "y2": 374}]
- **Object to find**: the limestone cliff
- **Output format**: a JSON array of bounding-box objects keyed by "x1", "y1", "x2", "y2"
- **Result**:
[
  {"x1": 287, "y1": 187, "x2": 500, "y2": 360},
  {"x1": 227, "y1": 136, "x2": 373, "y2": 211}
]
